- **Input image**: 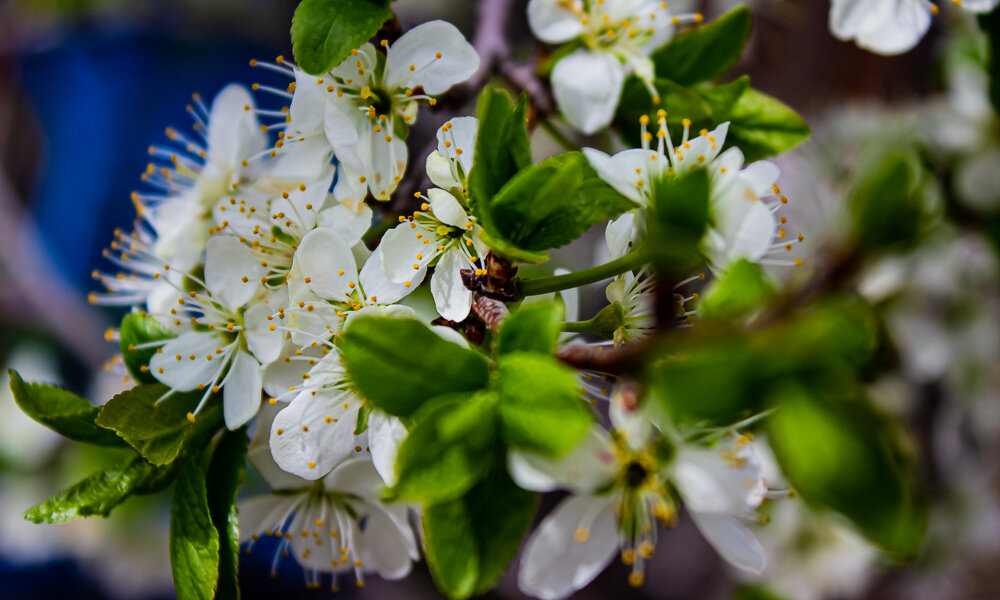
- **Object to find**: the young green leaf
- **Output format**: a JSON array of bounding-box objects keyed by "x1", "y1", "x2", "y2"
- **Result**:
[
  {"x1": 392, "y1": 392, "x2": 498, "y2": 504},
  {"x1": 206, "y1": 428, "x2": 249, "y2": 600},
  {"x1": 119, "y1": 313, "x2": 174, "y2": 384},
  {"x1": 496, "y1": 301, "x2": 564, "y2": 356},
  {"x1": 497, "y1": 353, "x2": 591, "y2": 456},
  {"x1": 725, "y1": 88, "x2": 810, "y2": 162},
  {"x1": 338, "y1": 317, "x2": 490, "y2": 418},
  {"x1": 489, "y1": 152, "x2": 636, "y2": 252},
  {"x1": 766, "y1": 385, "x2": 927, "y2": 557},
  {"x1": 23, "y1": 456, "x2": 159, "y2": 523},
  {"x1": 652, "y1": 6, "x2": 753, "y2": 85},
  {"x1": 291, "y1": 0, "x2": 392, "y2": 75},
  {"x1": 848, "y1": 144, "x2": 925, "y2": 251},
  {"x1": 647, "y1": 168, "x2": 710, "y2": 273},
  {"x1": 96, "y1": 384, "x2": 224, "y2": 466},
  {"x1": 8, "y1": 370, "x2": 124, "y2": 447},
  {"x1": 699, "y1": 259, "x2": 775, "y2": 321},
  {"x1": 170, "y1": 458, "x2": 221, "y2": 600},
  {"x1": 468, "y1": 88, "x2": 531, "y2": 225},
  {"x1": 422, "y1": 464, "x2": 538, "y2": 599}
]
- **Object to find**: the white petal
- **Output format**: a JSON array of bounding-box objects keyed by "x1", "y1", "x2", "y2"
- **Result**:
[
  {"x1": 331, "y1": 164, "x2": 370, "y2": 213},
  {"x1": 223, "y1": 349, "x2": 262, "y2": 429},
  {"x1": 293, "y1": 228, "x2": 358, "y2": 301},
  {"x1": 428, "y1": 188, "x2": 468, "y2": 228},
  {"x1": 435, "y1": 116, "x2": 478, "y2": 176},
  {"x1": 243, "y1": 303, "x2": 282, "y2": 365},
  {"x1": 508, "y1": 427, "x2": 617, "y2": 493},
  {"x1": 710, "y1": 183, "x2": 776, "y2": 267},
  {"x1": 605, "y1": 212, "x2": 638, "y2": 260},
  {"x1": 689, "y1": 512, "x2": 767, "y2": 574},
  {"x1": 207, "y1": 84, "x2": 267, "y2": 172},
  {"x1": 518, "y1": 495, "x2": 619, "y2": 600},
  {"x1": 323, "y1": 100, "x2": 364, "y2": 172},
  {"x1": 150, "y1": 332, "x2": 227, "y2": 391},
  {"x1": 361, "y1": 505, "x2": 417, "y2": 579},
  {"x1": 386, "y1": 21, "x2": 480, "y2": 95},
  {"x1": 204, "y1": 236, "x2": 263, "y2": 309},
  {"x1": 527, "y1": 0, "x2": 585, "y2": 43},
  {"x1": 583, "y1": 147, "x2": 660, "y2": 205},
  {"x1": 317, "y1": 203, "x2": 373, "y2": 246},
  {"x1": 269, "y1": 390, "x2": 361, "y2": 479},
  {"x1": 552, "y1": 50, "x2": 626, "y2": 135},
  {"x1": 237, "y1": 495, "x2": 296, "y2": 542},
  {"x1": 322, "y1": 455, "x2": 384, "y2": 498},
  {"x1": 739, "y1": 161, "x2": 781, "y2": 198},
  {"x1": 430, "y1": 250, "x2": 473, "y2": 322},
  {"x1": 367, "y1": 411, "x2": 409, "y2": 486},
  {"x1": 426, "y1": 151, "x2": 463, "y2": 191},
  {"x1": 288, "y1": 68, "x2": 328, "y2": 137},
  {"x1": 673, "y1": 436, "x2": 766, "y2": 516},
  {"x1": 377, "y1": 224, "x2": 434, "y2": 283},
  {"x1": 360, "y1": 249, "x2": 425, "y2": 305}
]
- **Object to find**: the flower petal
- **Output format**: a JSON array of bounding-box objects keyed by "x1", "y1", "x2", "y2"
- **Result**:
[
  {"x1": 527, "y1": 0, "x2": 585, "y2": 43},
  {"x1": 204, "y1": 236, "x2": 263, "y2": 309},
  {"x1": 377, "y1": 224, "x2": 434, "y2": 284},
  {"x1": 436, "y1": 116, "x2": 478, "y2": 176},
  {"x1": 518, "y1": 495, "x2": 619, "y2": 600},
  {"x1": 150, "y1": 332, "x2": 227, "y2": 391},
  {"x1": 269, "y1": 389, "x2": 361, "y2": 479},
  {"x1": 292, "y1": 228, "x2": 358, "y2": 301},
  {"x1": 367, "y1": 411, "x2": 408, "y2": 486},
  {"x1": 222, "y1": 350, "x2": 262, "y2": 429},
  {"x1": 689, "y1": 512, "x2": 767, "y2": 574},
  {"x1": 428, "y1": 188, "x2": 468, "y2": 228},
  {"x1": 207, "y1": 84, "x2": 267, "y2": 173},
  {"x1": 317, "y1": 203, "x2": 373, "y2": 247},
  {"x1": 430, "y1": 249, "x2": 473, "y2": 322},
  {"x1": 508, "y1": 427, "x2": 617, "y2": 493},
  {"x1": 385, "y1": 21, "x2": 479, "y2": 95},
  {"x1": 361, "y1": 504, "x2": 418, "y2": 579},
  {"x1": 552, "y1": 49, "x2": 626, "y2": 135}
]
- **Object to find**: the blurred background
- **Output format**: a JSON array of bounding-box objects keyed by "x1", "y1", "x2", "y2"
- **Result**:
[{"x1": 1, "y1": 0, "x2": 998, "y2": 598}]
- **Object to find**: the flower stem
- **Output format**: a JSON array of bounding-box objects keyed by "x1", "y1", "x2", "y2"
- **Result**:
[
  {"x1": 538, "y1": 117, "x2": 578, "y2": 153},
  {"x1": 517, "y1": 249, "x2": 649, "y2": 296}
]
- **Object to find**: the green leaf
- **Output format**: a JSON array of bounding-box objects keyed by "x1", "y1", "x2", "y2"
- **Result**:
[
  {"x1": 766, "y1": 384, "x2": 927, "y2": 557},
  {"x1": 652, "y1": 6, "x2": 753, "y2": 85},
  {"x1": 355, "y1": 402, "x2": 373, "y2": 435},
  {"x1": 339, "y1": 317, "x2": 490, "y2": 418},
  {"x1": 96, "y1": 384, "x2": 223, "y2": 466},
  {"x1": 8, "y1": 370, "x2": 124, "y2": 447},
  {"x1": 392, "y1": 392, "x2": 498, "y2": 504},
  {"x1": 700, "y1": 75, "x2": 751, "y2": 116},
  {"x1": 647, "y1": 337, "x2": 763, "y2": 426},
  {"x1": 468, "y1": 88, "x2": 532, "y2": 225},
  {"x1": 497, "y1": 353, "x2": 591, "y2": 456},
  {"x1": 206, "y1": 428, "x2": 249, "y2": 600},
  {"x1": 496, "y1": 301, "x2": 564, "y2": 356},
  {"x1": 725, "y1": 88, "x2": 810, "y2": 162},
  {"x1": 23, "y1": 456, "x2": 159, "y2": 523},
  {"x1": 119, "y1": 313, "x2": 174, "y2": 384},
  {"x1": 647, "y1": 168, "x2": 710, "y2": 273},
  {"x1": 699, "y1": 259, "x2": 775, "y2": 321},
  {"x1": 423, "y1": 464, "x2": 538, "y2": 599},
  {"x1": 848, "y1": 143, "x2": 925, "y2": 251},
  {"x1": 291, "y1": 0, "x2": 392, "y2": 75},
  {"x1": 170, "y1": 458, "x2": 221, "y2": 600},
  {"x1": 489, "y1": 152, "x2": 636, "y2": 252},
  {"x1": 477, "y1": 229, "x2": 550, "y2": 264}
]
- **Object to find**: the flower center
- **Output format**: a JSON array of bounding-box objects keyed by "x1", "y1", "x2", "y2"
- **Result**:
[
  {"x1": 361, "y1": 85, "x2": 395, "y2": 116},
  {"x1": 623, "y1": 460, "x2": 649, "y2": 489}
]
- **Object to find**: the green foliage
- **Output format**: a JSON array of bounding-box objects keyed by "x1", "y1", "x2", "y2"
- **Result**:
[
  {"x1": 497, "y1": 353, "x2": 591, "y2": 456},
  {"x1": 848, "y1": 144, "x2": 926, "y2": 251},
  {"x1": 170, "y1": 458, "x2": 221, "y2": 600},
  {"x1": 119, "y1": 313, "x2": 173, "y2": 384},
  {"x1": 8, "y1": 370, "x2": 123, "y2": 447},
  {"x1": 652, "y1": 6, "x2": 752, "y2": 86},
  {"x1": 206, "y1": 429, "x2": 249, "y2": 600},
  {"x1": 23, "y1": 456, "x2": 162, "y2": 523},
  {"x1": 96, "y1": 384, "x2": 223, "y2": 466},
  {"x1": 647, "y1": 168, "x2": 710, "y2": 273},
  {"x1": 391, "y1": 392, "x2": 498, "y2": 504},
  {"x1": 724, "y1": 88, "x2": 811, "y2": 164},
  {"x1": 338, "y1": 317, "x2": 490, "y2": 418},
  {"x1": 496, "y1": 301, "x2": 564, "y2": 356},
  {"x1": 422, "y1": 464, "x2": 537, "y2": 599},
  {"x1": 699, "y1": 259, "x2": 775, "y2": 321},
  {"x1": 468, "y1": 88, "x2": 532, "y2": 226},
  {"x1": 488, "y1": 152, "x2": 636, "y2": 254},
  {"x1": 291, "y1": 0, "x2": 392, "y2": 75},
  {"x1": 766, "y1": 384, "x2": 927, "y2": 556}
]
